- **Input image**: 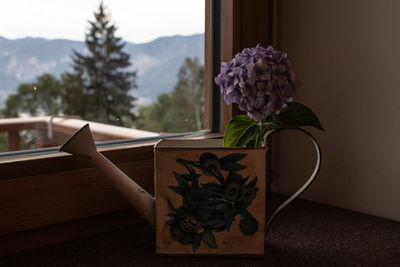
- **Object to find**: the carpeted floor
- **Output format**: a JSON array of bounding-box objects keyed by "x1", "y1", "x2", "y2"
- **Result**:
[{"x1": 1, "y1": 194, "x2": 400, "y2": 267}]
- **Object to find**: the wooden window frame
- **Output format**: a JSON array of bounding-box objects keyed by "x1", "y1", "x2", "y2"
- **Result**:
[{"x1": 0, "y1": 0, "x2": 274, "y2": 255}]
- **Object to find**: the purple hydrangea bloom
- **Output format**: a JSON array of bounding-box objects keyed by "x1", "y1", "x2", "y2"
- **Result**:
[{"x1": 215, "y1": 45, "x2": 300, "y2": 122}]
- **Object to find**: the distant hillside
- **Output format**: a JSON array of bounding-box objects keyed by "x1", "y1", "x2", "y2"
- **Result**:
[{"x1": 0, "y1": 34, "x2": 204, "y2": 107}]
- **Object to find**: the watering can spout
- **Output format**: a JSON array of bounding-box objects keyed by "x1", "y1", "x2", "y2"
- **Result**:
[
  {"x1": 59, "y1": 124, "x2": 97, "y2": 157},
  {"x1": 59, "y1": 124, "x2": 155, "y2": 228}
]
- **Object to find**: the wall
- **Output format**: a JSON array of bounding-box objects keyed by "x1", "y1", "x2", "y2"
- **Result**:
[{"x1": 272, "y1": 0, "x2": 400, "y2": 221}]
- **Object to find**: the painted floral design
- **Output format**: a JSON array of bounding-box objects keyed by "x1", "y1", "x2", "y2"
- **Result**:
[{"x1": 166, "y1": 152, "x2": 259, "y2": 251}]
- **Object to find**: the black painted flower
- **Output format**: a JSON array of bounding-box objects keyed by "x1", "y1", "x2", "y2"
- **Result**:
[
  {"x1": 223, "y1": 173, "x2": 245, "y2": 201},
  {"x1": 169, "y1": 216, "x2": 202, "y2": 245},
  {"x1": 223, "y1": 173, "x2": 258, "y2": 210},
  {"x1": 241, "y1": 186, "x2": 257, "y2": 203},
  {"x1": 195, "y1": 208, "x2": 214, "y2": 223},
  {"x1": 199, "y1": 152, "x2": 221, "y2": 176},
  {"x1": 167, "y1": 152, "x2": 260, "y2": 250},
  {"x1": 223, "y1": 182, "x2": 243, "y2": 201}
]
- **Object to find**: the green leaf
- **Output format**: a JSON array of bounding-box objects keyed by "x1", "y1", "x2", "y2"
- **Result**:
[
  {"x1": 201, "y1": 230, "x2": 217, "y2": 249},
  {"x1": 223, "y1": 115, "x2": 258, "y2": 147},
  {"x1": 257, "y1": 123, "x2": 276, "y2": 146},
  {"x1": 220, "y1": 153, "x2": 247, "y2": 163},
  {"x1": 237, "y1": 124, "x2": 262, "y2": 147},
  {"x1": 277, "y1": 102, "x2": 324, "y2": 131},
  {"x1": 224, "y1": 102, "x2": 323, "y2": 148},
  {"x1": 245, "y1": 139, "x2": 256, "y2": 147}
]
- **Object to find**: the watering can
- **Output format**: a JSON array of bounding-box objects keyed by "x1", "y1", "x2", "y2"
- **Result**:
[{"x1": 59, "y1": 124, "x2": 320, "y2": 255}]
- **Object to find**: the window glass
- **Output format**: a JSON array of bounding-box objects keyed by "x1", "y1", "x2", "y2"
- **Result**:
[{"x1": 0, "y1": 0, "x2": 205, "y2": 153}]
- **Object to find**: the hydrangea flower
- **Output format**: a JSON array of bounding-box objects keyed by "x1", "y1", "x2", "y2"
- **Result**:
[{"x1": 215, "y1": 45, "x2": 300, "y2": 122}]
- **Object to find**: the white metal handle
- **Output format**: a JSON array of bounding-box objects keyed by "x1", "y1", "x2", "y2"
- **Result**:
[{"x1": 264, "y1": 128, "x2": 322, "y2": 235}]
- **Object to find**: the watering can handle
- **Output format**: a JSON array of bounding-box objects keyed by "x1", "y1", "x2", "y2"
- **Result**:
[{"x1": 263, "y1": 128, "x2": 322, "y2": 235}]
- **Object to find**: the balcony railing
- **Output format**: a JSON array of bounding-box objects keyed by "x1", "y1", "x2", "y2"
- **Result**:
[{"x1": 0, "y1": 116, "x2": 159, "y2": 152}]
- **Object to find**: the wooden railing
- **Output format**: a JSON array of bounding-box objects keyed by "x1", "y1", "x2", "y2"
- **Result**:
[{"x1": 0, "y1": 116, "x2": 159, "y2": 152}]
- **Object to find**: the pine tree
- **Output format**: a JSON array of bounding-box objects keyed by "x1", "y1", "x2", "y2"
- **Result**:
[{"x1": 66, "y1": 2, "x2": 137, "y2": 126}]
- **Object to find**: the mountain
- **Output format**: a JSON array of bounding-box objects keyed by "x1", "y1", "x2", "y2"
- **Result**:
[{"x1": 0, "y1": 34, "x2": 204, "y2": 107}]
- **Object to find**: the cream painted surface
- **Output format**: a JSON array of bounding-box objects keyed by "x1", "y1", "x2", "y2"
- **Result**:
[{"x1": 272, "y1": 0, "x2": 400, "y2": 221}]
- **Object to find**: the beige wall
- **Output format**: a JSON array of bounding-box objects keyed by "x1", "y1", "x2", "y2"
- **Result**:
[{"x1": 272, "y1": 0, "x2": 400, "y2": 221}]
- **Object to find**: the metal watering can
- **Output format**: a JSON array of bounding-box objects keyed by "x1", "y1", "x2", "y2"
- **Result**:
[{"x1": 59, "y1": 124, "x2": 321, "y2": 255}]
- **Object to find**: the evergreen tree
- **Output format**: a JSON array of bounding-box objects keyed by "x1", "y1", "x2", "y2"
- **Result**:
[
  {"x1": 137, "y1": 57, "x2": 204, "y2": 132},
  {"x1": 67, "y1": 2, "x2": 137, "y2": 126},
  {"x1": 60, "y1": 71, "x2": 86, "y2": 117}
]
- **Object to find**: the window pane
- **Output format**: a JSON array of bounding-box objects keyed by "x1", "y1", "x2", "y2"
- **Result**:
[{"x1": 0, "y1": 0, "x2": 205, "y2": 153}]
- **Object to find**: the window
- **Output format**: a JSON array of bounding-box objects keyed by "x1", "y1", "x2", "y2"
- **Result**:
[{"x1": 0, "y1": 0, "x2": 220, "y2": 155}]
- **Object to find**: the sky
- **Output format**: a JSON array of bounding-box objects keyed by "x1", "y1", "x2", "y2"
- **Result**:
[{"x1": 0, "y1": 0, "x2": 205, "y2": 44}]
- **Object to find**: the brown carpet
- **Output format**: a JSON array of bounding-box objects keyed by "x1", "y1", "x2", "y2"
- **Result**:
[{"x1": 1, "y1": 194, "x2": 400, "y2": 267}]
